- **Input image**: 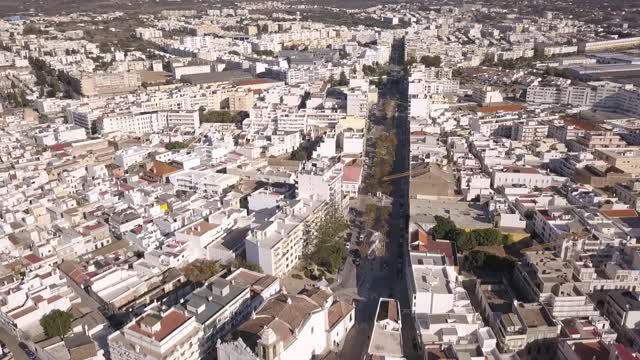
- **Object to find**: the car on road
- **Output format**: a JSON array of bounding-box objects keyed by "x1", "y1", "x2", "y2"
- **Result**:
[{"x1": 19, "y1": 342, "x2": 37, "y2": 360}]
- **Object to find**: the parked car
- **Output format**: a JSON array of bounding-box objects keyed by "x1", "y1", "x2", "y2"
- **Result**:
[{"x1": 19, "y1": 342, "x2": 37, "y2": 360}]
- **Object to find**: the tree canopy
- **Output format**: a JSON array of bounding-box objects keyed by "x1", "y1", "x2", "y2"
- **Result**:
[
  {"x1": 181, "y1": 259, "x2": 220, "y2": 284},
  {"x1": 305, "y1": 206, "x2": 349, "y2": 274},
  {"x1": 165, "y1": 141, "x2": 189, "y2": 150},
  {"x1": 198, "y1": 108, "x2": 246, "y2": 125},
  {"x1": 419, "y1": 55, "x2": 442, "y2": 68},
  {"x1": 461, "y1": 250, "x2": 515, "y2": 274},
  {"x1": 431, "y1": 216, "x2": 511, "y2": 252},
  {"x1": 40, "y1": 310, "x2": 73, "y2": 338},
  {"x1": 224, "y1": 257, "x2": 262, "y2": 273},
  {"x1": 337, "y1": 71, "x2": 348, "y2": 86}
]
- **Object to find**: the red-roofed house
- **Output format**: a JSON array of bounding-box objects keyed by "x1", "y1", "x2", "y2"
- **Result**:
[
  {"x1": 108, "y1": 307, "x2": 203, "y2": 360},
  {"x1": 414, "y1": 227, "x2": 455, "y2": 266},
  {"x1": 342, "y1": 162, "x2": 364, "y2": 198}
]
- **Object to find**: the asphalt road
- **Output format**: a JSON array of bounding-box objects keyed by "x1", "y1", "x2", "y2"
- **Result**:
[
  {"x1": 0, "y1": 327, "x2": 29, "y2": 360},
  {"x1": 332, "y1": 38, "x2": 422, "y2": 360}
]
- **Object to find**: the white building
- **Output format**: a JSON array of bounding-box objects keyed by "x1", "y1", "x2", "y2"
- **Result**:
[
  {"x1": 108, "y1": 306, "x2": 204, "y2": 360},
  {"x1": 346, "y1": 88, "x2": 369, "y2": 118},
  {"x1": 245, "y1": 199, "x2": 326, "y2": 276},
  {"x1": 168, "y1": 170, "x2": 240, "y2": 196},
  {"x1": 368, "y1": 298, "x2": 404, "y2": 359},
  {"x1": 511, "y1": 120, "x2": 549, "y2": 142},
  {"x1": 491, "y1": 166, "x2": 554, "y2": 189},
  {"x1": 34, "y1": 124, "x2": 87, "y2": 145},
  {"x1": 135, "y1": 27, "x2": 163, "y2": 40},
  {"x1": 114, "y1": 146, "x2": 153, "y2": 169},
  {"x1": 219, "y1": 286, "x2": 354, "y2": 360},
  {"x1": 342, "y1": 128, "x2": 365, "y2": 155},
  {"x1": 472, "y1": 86, "x2": 503, "y2": 105},
  {"x1": 298, "y1": 161, "x2": 343, "y2": 204}
]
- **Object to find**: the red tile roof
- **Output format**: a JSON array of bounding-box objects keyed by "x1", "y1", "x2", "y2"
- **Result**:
[
  {"x1": 47, "y1": 295, "x2": 62, "y2": 304},
  {"x1": 23, "y1": 254, "x2": 43, "y2": 264},
  {"x1": 10, "y1": 305, "x2": 37, "y2": 319},
  {"x1": 477, "y1": 104, "x2": 525, "y2": 113},
  {"x1": 342, "y1": 164, "x2": 363, "y2": 183},
  {"x1": 235, "y1": 78, "x2": 278, "y2": 86},
  {"x1": 417, "y1": 228, "x2": 455, "y2": 265},
  {"x1": 49, "y1": 143, "x2": 72, "y2": 152},
  {"x1": 129, "y1": 310, "x2": 189, "y2": 343},
  {"x1": 572, "y1": 341, "x2": 610, "y2": 360},
  {"x1": 83, "y1": 222, "x2": 106, "y2": 232},
  {"x1": 601, "y1": 209, "x2": 639, "y2": 218}
]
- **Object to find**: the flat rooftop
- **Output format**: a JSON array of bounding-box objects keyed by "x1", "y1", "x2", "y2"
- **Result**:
[
  {"x1": 480, "y1": 283, "x2": 514, "y2": 315},
  {"x1": 514, "y1": 303, "x2": 556, "y2": 328},
  {"x1": 369, "y1": 299, "x2": 403, "y2": 358},
  {"x1": 410, "y1": 199, "x2": 492, "y2": 230}
]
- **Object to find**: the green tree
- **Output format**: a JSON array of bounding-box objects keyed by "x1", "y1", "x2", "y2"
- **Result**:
[
  {"x1": 254, "y1": 49, "x2": 274, "y2": 57},
  {"x1": 328, "y1": 74, "x2": 336, "y2": 86},
  {"x1": 165, "y1": 141, "x2": 189, "y2": 150},
  {"x1": 225, "y1": 257, "x2": 263, "y2": 273},
  {"x1": 306, "y1": 206, "x2": 349, "y2": 274},
  {"x1": 432, "y1": 216, "x2": 458, "y2": 240},
  {"x1": 181, "y1": 259, "x2": 220, "y2": 284},
  {"x1": 337, "y1": 71, "x2": 348, "y2": 86},
  {"x1": 461, "y1": 250, "x2": 515, "y2": 274},
  {"x1": 289, "y1": 147, "x2": 307, "y2": 161},
  {"x1": 40, "y1": 310, "x2": 73, "y2": 338},
  {"x1": 364, "y1": 204, "x2": 378, "y2": 229},
  {"x1": 23, "y1": 24, "x2": 49, "y2": 36},
  {"x1": 199, "y1": 109, "x2": 245, "y2": 125},
  {"x1": 419, "y1": 55, "x2": 442, "y2": 67}
]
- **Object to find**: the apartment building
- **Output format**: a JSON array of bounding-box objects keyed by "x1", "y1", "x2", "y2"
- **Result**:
[
  {"x1": 66, "y1": 107, "x2": 100, "y2": 135},
  {"x1": 34, "y1": 124, "x2": 87, "y2": 145},
  {"x1": 342, "y1": 160, "x2": 363, "y2": 198},
  {"x1": 346, "y1": 88, "x2": 369, "y2": 118},
  {"x1": 469, "y1": 115, "x2": 514, "y2": 138},
  {"x1": 114, "y1": 146, "x2": 153, "y2": 169},
  {"x1": 526, "y1": 82, "x2": 625, "y2": 108},
  {"x1": 108, "y1": 306, "x2": 204, "y2": 360},
  {"x1": 514, "y1": 252, "x2": 599, "y2": 319},
  {"x1": 594, "y1": 148, "x2": 640, "y2": 175},
  {"x1": 604, "y1": 291, "x2": 640, "y2": 330},
  {"x1": 511, "y1": 120, "x2": 549, "y2": 142},
  {"x1": 612, "y1": 181, "x2": 640, "y2": 211},
  {"x1": 475, "y1": 280, "x2": 560, "y2": 353},
  {"x1": 342, "y1": 128, "x2": 365, "y2": 155},
  {"x1": 245, "y1": 198, "x2": 326, "y2": 276},
  {"x1": 181, "y1": 277, "x2": 253, "y2": 352},
  {"x1": 134, "y1": 27, "x2": 162, "y2": 40},
  {"x1": 569, "y1": 131, "x2": 627, "y2": 152},
  {"x1": 472, "y1": 86, "x2": 503, "y2": 105},
  {"x1": 298, "y1": 160, "x2": 343, "y2": 204},
  {"x1": 578, "y1": 37, "x2": 640, "y2": 53},
  {"x1": 491, "y1": 166, "x2": 554, "y2": 189},
  {"x1": 532, "y1": 207, "x2": 577, "y2": 243},
  {"x1": 168, "y1": 170, "x2": 240, "y2": 195},
  {"x1": 72, "y1": 72, "x2": 142, "y2": 96},
  {"x1": 534, "y1": 43, "x2": 578, "y2": 57}
]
